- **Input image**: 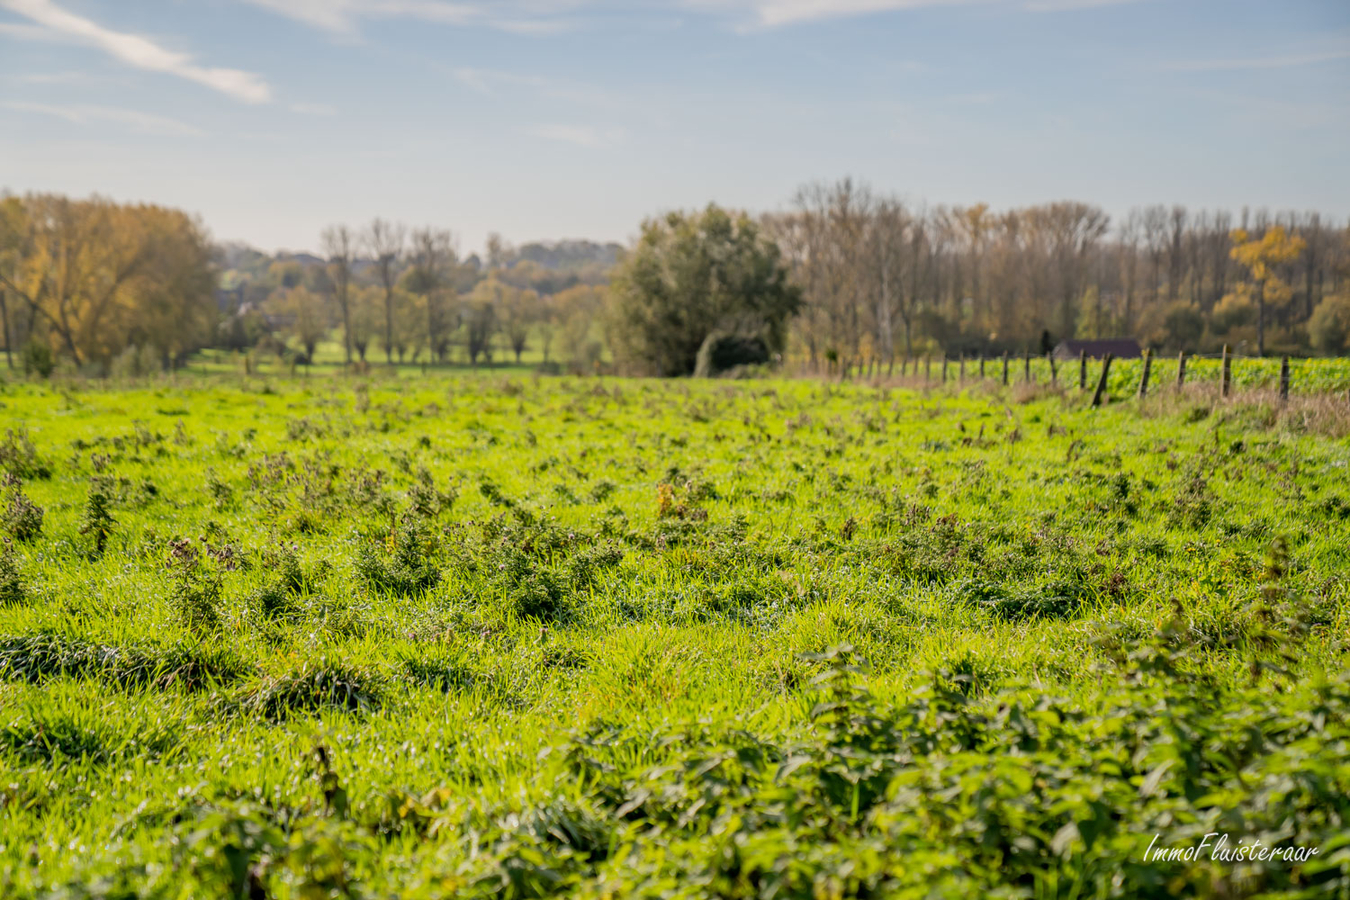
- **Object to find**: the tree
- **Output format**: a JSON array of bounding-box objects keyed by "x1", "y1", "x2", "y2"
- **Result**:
[
  {"x1": 1230, "y1": 225, "x2": 1305, "y2": 356},
  {"x1": 501, "y1": 286, "x2": 539, "y2": 364},
  {"x1": 404, "y1": 228, "x2": 457, "y2": 363},
  {"x1": 0, "y1": 194, "x2": 215, "y2": 370},
  {"x1": 348, "y1": 284, "x2": 380, "y2": 362},
  {"x1": 321, "y1": 224, "x2": 356, "y2": 364},
  {"x1": 364, "y1": 218, "x2": 405, "y2": 364},
  {"x1": 284, "y1": 285, "x2": 327, "y2": 363},
  {"x1": 1308, "y1": 293, "x2": 1350, "y2": 354},
  {"x1": 464, "y1": 278, "x2": 500, "y2": 366},
  {"x1": 609, "y1": 205, "x2": 801, "y2": 376}
]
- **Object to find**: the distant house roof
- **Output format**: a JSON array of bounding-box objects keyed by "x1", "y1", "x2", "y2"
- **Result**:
[{"x1": 1053, "y1": 338, "x2": 1142, "y2": 360}]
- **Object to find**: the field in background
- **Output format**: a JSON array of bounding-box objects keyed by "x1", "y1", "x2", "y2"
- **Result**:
[{"x1": 0, "y1": 373, "x2": 1347, "y2": 897}]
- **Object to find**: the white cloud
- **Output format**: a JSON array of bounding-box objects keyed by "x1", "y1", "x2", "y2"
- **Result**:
[
  {"x1": 525, "y1": 123, "x2": 625, "y2": 148},
  {"x1": 0, "y1": 0, "x2": 272, "y2": 103},
  {"x1": 1, "y1": 100, "x2": 205, "y2": 136}
]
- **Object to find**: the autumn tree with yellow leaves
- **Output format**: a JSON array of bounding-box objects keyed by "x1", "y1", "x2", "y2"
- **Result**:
[
  {"x1": 0, "y1": 193, "x2": 215, "y2": 371},
  {"x1": 1229, "y1": 225, "x2": 1306, "y2": 356}
]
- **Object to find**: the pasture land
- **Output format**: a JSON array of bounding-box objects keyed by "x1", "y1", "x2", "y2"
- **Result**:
[{"x1": 0, "y1": 371, "x2": 1347, "y2": 898}]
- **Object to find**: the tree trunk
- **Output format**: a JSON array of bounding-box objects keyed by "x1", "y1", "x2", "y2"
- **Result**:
[
  {"x1": 0, "y1": 289, "x2": 11, "y2": 369},
  {"x1": 384, "y1": 286, "x2": 394, "y2": 364},
  {"x1": 1256, "y1": 278, "x2": 1265, "y2": 357}
]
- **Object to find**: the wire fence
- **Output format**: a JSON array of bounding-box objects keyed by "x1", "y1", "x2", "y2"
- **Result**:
[{"x1": 807, "y1": 352, "x2": 1350, "y2": 398}]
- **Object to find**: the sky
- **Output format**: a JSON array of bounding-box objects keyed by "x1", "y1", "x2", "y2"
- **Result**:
[{"x1": 1, "y1": 0, "x2": 1347, "y2": 257}]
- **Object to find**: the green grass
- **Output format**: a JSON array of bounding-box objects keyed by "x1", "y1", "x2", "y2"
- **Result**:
[{"x1": 0, "y1": 371, "x2": 1347, "y2": 898}]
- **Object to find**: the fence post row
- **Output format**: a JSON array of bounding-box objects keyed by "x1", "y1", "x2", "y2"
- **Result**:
[
  {"x1": 1091, "y1": 353, "x2": 1114, "y2": 408},
  {"x1": 1279, "y1": 356, "x2": 1290, "y2": 402},
  {"x1": 1137, "y1": 349, "x2": 1152, "y2": 399},
  {"x1": 1176, "y1": 351, "x2": 1186, "y2": 388}
]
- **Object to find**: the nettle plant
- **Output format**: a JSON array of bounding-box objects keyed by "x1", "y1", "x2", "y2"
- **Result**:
[
  {"x1": 165, "y1": 536, "x2": 224, "y2": 634},
  {"x1": 2, "y1": 473, "x2": 43, "y2": 542}
]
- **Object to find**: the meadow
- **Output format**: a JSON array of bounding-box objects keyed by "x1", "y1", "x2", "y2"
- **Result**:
[{"x1": 0, "y1": 367, "x2": 1348, "y2": 898}]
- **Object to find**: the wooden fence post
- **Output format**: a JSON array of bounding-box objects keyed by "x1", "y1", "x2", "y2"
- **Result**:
[
  {"x1": 1138, "y1": 349, "x2": 1153, "y2": 399},
  {"x1": 1048, "y1": 352, "x2": 1058, "y2": 384},
  {"x1": 1091, "y1": 354, "x2": 1114, "y2": 407},
  {"x1": 1221, "y1": 344, "x2": 1232, "y2": 398},
  {"x1": 1002, "y1": 352, "x2": 1009, "y2": 386},
  {"x1": 1024, "y1": 352, "x2": 1031, "y2": 382},
  {"x1": 1078, "y1": 350, "x2": 1087, "y2": 390},
  {"x1": 1176, "y1": 351, "x2": 1186, "y2": 389},
  {"x1": 901, "y1": 357, "x2": 908, "y2": 377},
  {"x1": 980, "y1": 356, "x2": 986, "y2": 379},
  {"x1": 1279, "y1": 355, "x2": 1290, "y2": 402}
]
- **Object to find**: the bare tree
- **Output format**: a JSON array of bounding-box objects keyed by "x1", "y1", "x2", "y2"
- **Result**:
[
  {"x1": 364, "y1": 218, "x2": 405, "y2": 364},
  {"x1": 407, "y1": 227, "x2": 457, "y2": 363},
  {"x1": 321, "y1": 224, "x2": 355, "y2": 364},
  {"x1": 1166, "y1": 205, "x2": 1188, "y2": 304}
]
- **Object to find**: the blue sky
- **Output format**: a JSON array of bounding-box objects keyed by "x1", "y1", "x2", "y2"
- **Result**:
[{"x1": 1, "y1": 0, "x2": 1347, "y2": 256}]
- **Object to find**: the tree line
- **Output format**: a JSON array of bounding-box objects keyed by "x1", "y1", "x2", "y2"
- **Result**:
[
  {"x1": 1, "y1": 185, "x2": 1347, "y2": 378},
  {"x1": 768, "y1": 179, "x2": 1350, "y2": 369}
]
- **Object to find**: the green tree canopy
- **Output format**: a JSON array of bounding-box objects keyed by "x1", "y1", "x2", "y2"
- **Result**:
[{"x1": 609, "y1": 205, "x2": 800, "y2": 376}]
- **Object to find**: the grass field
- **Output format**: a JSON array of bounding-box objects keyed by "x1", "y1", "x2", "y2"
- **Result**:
[{"x1": 1, "y1": 371, "x2": 1348, "y2": 898}]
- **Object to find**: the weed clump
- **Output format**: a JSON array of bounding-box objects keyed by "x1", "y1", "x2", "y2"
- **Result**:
[
  {"x1": 0, "y1": 540, "x2": 25, "y2": 607},
  {"x1": 166, "y1": 537, "x2": 224, "y2": 633},
  {"x1": 252, "y1": 542, "x2": 307, "y2": 620},
  {"x1": 2, "y1": 474, "x2": 43, "y2": 542},
  {"x1": 0, "y1": 632, "x2": 252, "y2": 690},
  {"x1": 488, "y1": 546, "x2": 570, "y2": 623},
  {"x1": 0, "y1": 429, "x2": 52, "y2": 480},
  {"x1": 243, "y1": 661, "x2": 382, "y2": 720},
  {"x1": 79, "y1": 482, "x2": 117, "y2": 557},
  {"x1": 356, "y1": 517, "x2": 440, "y2": 597}
]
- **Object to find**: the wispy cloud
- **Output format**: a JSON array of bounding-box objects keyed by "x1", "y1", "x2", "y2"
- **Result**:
[
  {"x1": 1162, "y1": 48, "x2": 1350, "y2": 72},
  {"x1": 688, "y1": 0, "x2": 1145, "y2": 26},
  {"x1": 747, "y1": 0, "x2": 972, "y2": 27},
  {"x1": 525, "y1": 123, "x2": 625, "y2": 148},
  {"x1": 0, "y1": 0, "x2": 272, "y2": 103},
  {"x1": 1, "y1": 100, "x2": 205, "y2": 137},
  {"x1": 1023, "y1": 0, "x2": 1136, "y2": 11},
  {"x1": 237, "y1": 0, "x2": 577, "y2": 38}
]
